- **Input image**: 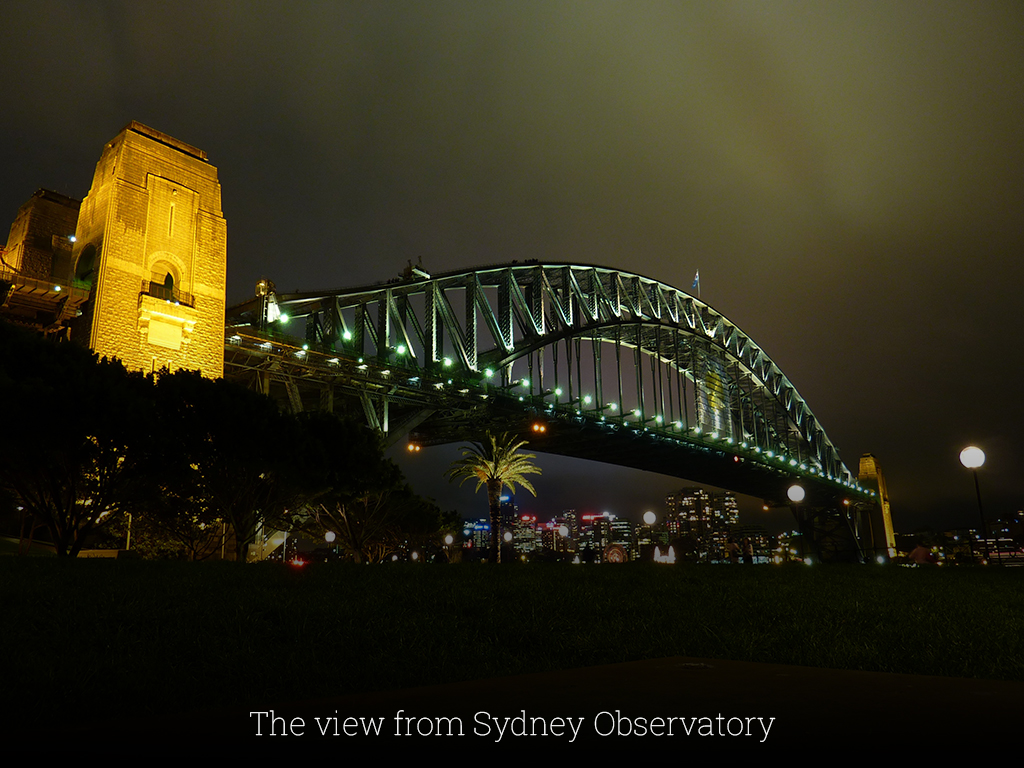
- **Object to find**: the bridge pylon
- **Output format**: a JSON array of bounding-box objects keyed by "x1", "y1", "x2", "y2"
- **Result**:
[{"x1": 70, "y1": 122, "x2": 226, "y2": 377}]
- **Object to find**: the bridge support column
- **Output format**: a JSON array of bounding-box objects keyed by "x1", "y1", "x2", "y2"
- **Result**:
[
  {"x1": 794, "y1": 504, "x2": 871, "y2": 564},
  {"x1": 319, "y1": 385, "x2": 334, "y2": 413},
  {"x1": 360, "y1": 391, "x2": 383, "y2": 433}
]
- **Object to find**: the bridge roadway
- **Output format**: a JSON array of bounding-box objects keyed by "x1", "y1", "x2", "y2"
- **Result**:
[{"x1": 221, "y1": 332, "x2": 870, "y2": 508}]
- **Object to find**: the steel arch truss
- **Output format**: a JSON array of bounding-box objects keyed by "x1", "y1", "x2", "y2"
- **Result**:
[{"x1": 227, "y1": 262, "x2": 870, "y2": 500}]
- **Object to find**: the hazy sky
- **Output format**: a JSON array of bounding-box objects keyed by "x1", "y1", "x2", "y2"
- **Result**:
[{"x1": 2, "y1": 1, "x2": 1021, "y2": 531}]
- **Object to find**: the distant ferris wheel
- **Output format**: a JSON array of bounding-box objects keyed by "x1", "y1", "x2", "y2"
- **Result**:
[{"x1": 603, "y1": 544, "x2": 626, "y2": 563}]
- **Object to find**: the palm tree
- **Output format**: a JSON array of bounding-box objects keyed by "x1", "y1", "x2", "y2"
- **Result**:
[{"x1": 446, "y1": 431, "x2": 541, "y2": 563}]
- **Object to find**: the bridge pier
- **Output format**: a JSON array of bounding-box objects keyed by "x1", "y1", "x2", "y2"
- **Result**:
[{"x1": 791, "y1": 502, "x2": 889, "y2": 564}]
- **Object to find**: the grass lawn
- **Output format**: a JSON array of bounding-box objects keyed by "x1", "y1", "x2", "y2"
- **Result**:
[{"x1": 3, "y1": 558, "x2": 1023, "y2": 732}]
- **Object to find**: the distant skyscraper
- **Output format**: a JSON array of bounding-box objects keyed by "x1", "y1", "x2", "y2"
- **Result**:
[
  {"x1": 462, "y1": 519, "x2": 491, "y2": 552},
  {"x1": 513, "y1": 514, "x2": 539, "y2": 555},
  {"x1": 665, "y1": 487, "x2": 739, "y2": 562},
  {"x1": 499, "y1": 493, "x2": 519, "y2": 531},
  {"x1": 610, "y1": 517, "x2": 636, "y2": 560},
  {"x1": 561, "y1": 509, "x2": 579, "y2": 541}
]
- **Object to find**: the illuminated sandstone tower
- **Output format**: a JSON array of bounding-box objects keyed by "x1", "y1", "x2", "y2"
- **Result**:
[
  {"x1": 71, "y1": 122, "x2": 226, "y2": 377},
  {"x1": 858, "y1": 453, "x2": 896, "y2": 555}
]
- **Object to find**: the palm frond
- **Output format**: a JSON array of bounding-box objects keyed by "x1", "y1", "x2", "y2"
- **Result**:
[{"x1": 444, "y1": 431, "x2": 542, "y2": 496}]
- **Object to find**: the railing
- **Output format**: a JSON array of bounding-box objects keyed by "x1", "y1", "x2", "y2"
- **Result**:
[{"x1": 141, "y1": 280, "x2": 194, "y2": 307}]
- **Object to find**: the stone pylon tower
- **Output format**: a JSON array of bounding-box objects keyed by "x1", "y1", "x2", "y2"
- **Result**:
[
  {"x1": 859, "y1": 453, "x2": 896, "y2": 555},
  {"x1": 70, "y1": 122, "x2": 226, "y2": 377}
]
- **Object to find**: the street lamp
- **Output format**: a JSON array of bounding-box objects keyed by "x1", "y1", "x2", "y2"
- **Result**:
[
  {"x1": 959, "y1": 446, "x2": 991, "y2": 564},
  {"x1": 787, "y1": 484, "x2": 812, "y2": 563}
]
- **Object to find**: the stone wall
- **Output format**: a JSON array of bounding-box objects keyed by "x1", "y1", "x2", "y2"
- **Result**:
[
  {"x1": 70, "y1": 122, "x2": 226, "y2": 378},
  {"x1": 3, "y1": 189, "x2": 80, "y2": 281}
]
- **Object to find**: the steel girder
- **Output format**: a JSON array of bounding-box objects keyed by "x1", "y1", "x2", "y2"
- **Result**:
[{"x1": 225, "y1": 262, "x2": 873, "y2": 504}]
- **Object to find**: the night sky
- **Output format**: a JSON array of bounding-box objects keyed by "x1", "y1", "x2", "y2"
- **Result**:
[{"x1": 3, "y1": 1, "x2": 1021, "y2": 533}]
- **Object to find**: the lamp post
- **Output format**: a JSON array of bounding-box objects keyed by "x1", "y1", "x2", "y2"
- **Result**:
[
  {"x1": 959, "y1": 446, "x2": 992, "y2": 564},
  {"x1": 787, "y1": 484, "x2": 812, "y2": 563}
]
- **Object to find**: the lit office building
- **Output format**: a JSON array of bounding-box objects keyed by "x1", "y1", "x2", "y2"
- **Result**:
[
  {"x1": 665, "y1": 487, "x2": 739, "y2": 562},
  {"x1": 513, "y1": 514, "x2": 540, "y2": 555},
  {"x1": 610, "y1": 517, "x2": 636, "y2": 560},
  {"x1": 462, "y1": 519, "x2": 491, "y2": 552}
]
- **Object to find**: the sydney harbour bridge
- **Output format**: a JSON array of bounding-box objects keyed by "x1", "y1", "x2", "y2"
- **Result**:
[
  {"x1": 1, "y1": 124, "x2": 891, "y2": 562},
  {"x1": 224, "y1": 261, "x2": 890, "y2": 562}
]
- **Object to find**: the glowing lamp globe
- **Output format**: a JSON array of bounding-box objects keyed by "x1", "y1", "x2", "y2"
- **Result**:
[
  {"x1": 787, "y1": 485, "x2": 806, "y2": 503},
  {"x1": 325, "y1": 531, "x2": 336, "y2": 543},
  {"x1": 959, "y1": 446, "x2": 985, "y2": 469},
  {"x1": 643, "y1": 511, "x2": 656, "y2": 525}
]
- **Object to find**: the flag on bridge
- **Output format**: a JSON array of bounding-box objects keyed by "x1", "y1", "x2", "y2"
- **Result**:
[{"x1": 691, "y1": 270, "x2": 700, "y2": 298}]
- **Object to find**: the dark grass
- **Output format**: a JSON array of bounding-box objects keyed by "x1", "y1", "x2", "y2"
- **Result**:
[{"x1": 3, "y1": 559, "x2": 1024, "y2": 730}]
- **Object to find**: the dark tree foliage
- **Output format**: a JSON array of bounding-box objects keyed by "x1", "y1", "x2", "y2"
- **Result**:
[
  {"x1": 150, "y1": 370, "x2": 318, "y2": 562},
  {"x1": 0, "y1": 322, "x2": 157, "y2": 557},
  {"x1": 286, "y1": 410, "x2": 456, "y2": 562},
  {"x1": 305, "y1": 483, "x2": 447, "y2": 563},
  {"x1": 93, "y1": 511, "x2": 199, "y2": 560},
  {"x1": 0, "y1": 322, "x2": 446, "y2": 561},
  {"x1": 289, "y1": 411, "x2": 432, "y2": 562},
  {"x1": 151, "y1": 372, "x2": 418, "y2": 562}
]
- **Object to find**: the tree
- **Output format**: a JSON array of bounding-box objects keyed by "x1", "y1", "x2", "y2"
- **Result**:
[
  {"x1": 445, "y1": 431, "x2": 541, "y2": 563},
  {"x1": 151, "y1": 370, "x2": 321, "y2": 562},
  {"x1": 305, "y1": 484, "x2": 445, "y2": 563},
  {"x1": 291, "y1": 412, "x2": 448, "y2": 563},
  {"x1": 151, "y1": 372, "x2": 402, "y2": 562},
  {"x1": 0, "y1": 322, "x2": 158, "y2": 557}
]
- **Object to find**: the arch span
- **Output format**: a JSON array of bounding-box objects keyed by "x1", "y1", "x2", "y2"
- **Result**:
[{"x1": 225, "y1": 262, "x2": 874, "y2": 507}]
